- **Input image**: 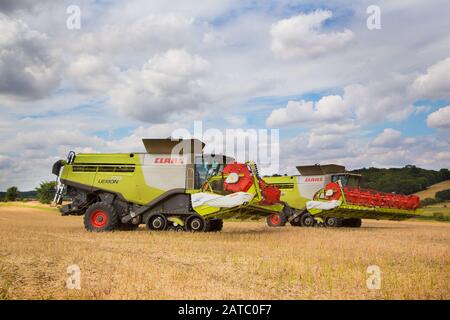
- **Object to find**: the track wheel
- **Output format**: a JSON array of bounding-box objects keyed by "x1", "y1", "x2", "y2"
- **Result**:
[
  {"x1": 84, "y1": 202, "x2": 118, "y2": 232},
  {"x1": 325, "y1": 217, "x2": 342, "y2": 228},
  {"x1": 300, "y1": 213, "x2": 315, "y2": 227},
  {"x1": 187, "y1": 216, "x2": 205, "y2": 232},
  {"x1": 146, "y1": 214, "x2": 167, "y2": 231},
  {"x1": 266, "y1": 213, "x2": 286, "y2": 227},
  {"x1": 206, "y1": 219, "x2": 223, "y2": 232},
  {"x1": 117, "y1": 222, "x2": 139, "y2": 231},
  {"x1": 343, "y1": 218, "x2": 362, "y2": 228}
]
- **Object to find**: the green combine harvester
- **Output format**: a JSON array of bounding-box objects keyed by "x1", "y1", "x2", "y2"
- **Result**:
[
  {"x1": 264, "y1": 164, "x2": 421, "y2": 228},
  {"x1": 52, "y1": 139, "x2": 421, "y2": 232},
  {"x1": 52, "y1": 139, "x2": 283, "y2": 232}
]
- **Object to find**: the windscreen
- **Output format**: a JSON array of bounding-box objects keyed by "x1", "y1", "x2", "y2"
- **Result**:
[
  {"x1": 194, "y1": 155, "x2": 227, "y2": 189},
  {"x1": 331, "y1": 174, "x2": 361, "y2": 187}
]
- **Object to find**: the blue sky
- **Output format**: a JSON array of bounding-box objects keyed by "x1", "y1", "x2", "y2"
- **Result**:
[{"x1": 0, "y1": 0, "x2": 450, "y2": 190}]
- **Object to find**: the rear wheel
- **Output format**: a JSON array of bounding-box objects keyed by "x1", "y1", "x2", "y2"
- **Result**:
[
  {"x1": 266, "y1": 213, "x2": 286, "y2": 227},
  {"x1": 84, "y1": 202, "x2": 118, "y2": 232},
  {"x1": 146, "y1": 214, "x2": 167, "y2": 231}
]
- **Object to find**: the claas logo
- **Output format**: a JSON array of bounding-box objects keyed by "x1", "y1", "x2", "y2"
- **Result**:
[
  {"x1": 154, "y1": 157, "x2": 184, "y2": 164},
  {"x1": 304, "y1": 177, "x2": 323, "y2": 182}
]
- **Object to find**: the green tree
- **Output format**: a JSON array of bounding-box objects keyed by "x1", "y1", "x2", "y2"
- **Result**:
[
  {"x1": 5, "y1": 187, "x2": 20, "y2": 201},
  {"x1": 435, "y1": 189, "x2": 450, "y2": 201},
  {"x1": 36, "y1": 181, "x2": 57, "y2": 204}
]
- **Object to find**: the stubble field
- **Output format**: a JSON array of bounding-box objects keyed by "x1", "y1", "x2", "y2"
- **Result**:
[{"x1": 0, "y1": 205, "x2": 449, "y2": 300}]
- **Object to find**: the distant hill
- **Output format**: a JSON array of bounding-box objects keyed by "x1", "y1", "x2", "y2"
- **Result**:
[
  {"x1": 352, "y1": 165, "x2": 450, "y2": 195},
  {"x1": 0, "y1": 190, "x2": 37, "y2": 200},
  {"x1": 413, "y1": 180, "x2": 450, "y2": 200}
]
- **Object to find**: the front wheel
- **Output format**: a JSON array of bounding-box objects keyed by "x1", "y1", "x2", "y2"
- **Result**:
[
  {"x1": 266, "y1": 213, "x2": 286, "y2": 227},
  {"x1": 84, "y1": 202, "x2": 119, "y2": 232}
]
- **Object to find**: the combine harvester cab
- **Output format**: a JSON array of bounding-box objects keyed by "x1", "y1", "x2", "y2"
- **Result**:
[
  {"x1": 264, "y1": 164, "x2": 421, "y2": 228},
  {"x1": 52, "y1": 139, "x2": 283, "y2": 232}
]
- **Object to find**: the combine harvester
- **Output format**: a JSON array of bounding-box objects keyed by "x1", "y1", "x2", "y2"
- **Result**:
[
  {"x1": 52, "y1": 139, "x2": 283, "y2": 232},
  {"x1": 264, "y1": 164, "x2": 421, "y2": 228}
]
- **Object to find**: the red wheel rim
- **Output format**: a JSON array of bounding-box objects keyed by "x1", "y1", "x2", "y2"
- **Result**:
[
  {"x1": 270, "y1": 214, "x2": 280, "y2": 225},
  {"x1": 91, "y1": 210, "x2": 108, "y2": 228}
]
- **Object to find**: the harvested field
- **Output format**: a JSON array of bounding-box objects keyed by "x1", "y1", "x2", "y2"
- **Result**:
[{"x1": 0, "y1": 205, "x2": 449, "y2": 299}]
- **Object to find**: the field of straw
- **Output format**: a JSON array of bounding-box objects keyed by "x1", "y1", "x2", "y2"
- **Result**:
[{"x1": 0, "y1": 204, "x2": 449, "y2": 300}]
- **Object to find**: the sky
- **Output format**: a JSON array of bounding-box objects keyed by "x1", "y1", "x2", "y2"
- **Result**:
[{"x1": 0, "y1": 0, "x2": 449, "y2": 190}]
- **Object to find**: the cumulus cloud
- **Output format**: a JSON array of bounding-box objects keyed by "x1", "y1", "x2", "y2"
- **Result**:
[
  {"x1": 371, "y1": 128, "x2": 402, "y2": 147},
  {"x1": 270, "y1": 10, "x2": 354, "y2": 59},
  {"x1": 412, "y1": 57, "x2": 450, "y2": 99},
  {"x1": 266, "y1": 95, "x2": 347, "y2": 127},
  {"x1": 0, "y1": 14, "x2": 60, "y2": 101},
  {"x1": 343, "y1": 74, "x2": 415, "y2": 124},
  {"x1": 75, "y1": 14, "x2": 197, "y2": 56},
  {"x1": 109, "y1": 49, "x2": 211, "y2": 123},
  {"x1": 0, "y1": 0, "x2": 35, "y2": 13},
  {"x1": 427, "y1": 106, "x2": 450, "y2": 129},
  {"x1": 66, "y1": 54, "x2": 120, "y2": 94}
]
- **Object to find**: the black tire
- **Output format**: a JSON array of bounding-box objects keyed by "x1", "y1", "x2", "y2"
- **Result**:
[
  {"x1": 300, "y1": 213, "x2": 315, "y2": 227},
  {"x1": 325, "y1": 217, "x2": 343, "y2": 228},
  {"x1": 207, "y1": 219, "x2": 223, "y2": 232},
  {"x1": 187, "y1": 215, "x2": 206, "y2": 232},
  {"x1": 84, "y1": 202, "x2": 119, "y2": 232},
  {"x1": 343, "y1": 218, "x2": 362, "y2": 228},
  {"x1": 117, "y1": 222, "x2": 139, "y2": 231},
  {"x1": 166, "y1": 225, "x2": 177, "y2": 231},
  {"x1": 289, "y1": 209, "x2": 306, "y2": 227},
  {"x1": 146, "y1": 214, "x2": 167, "y2": 231},
  {"x1": 266, "y1": 213, "x2": 287, "y2": 227}
]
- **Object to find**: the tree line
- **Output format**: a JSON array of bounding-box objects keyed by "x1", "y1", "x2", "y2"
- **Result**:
[
  {"x1": 1, "y1": 165, "x2": 450, "y2": 204},
  {"x1": 351, "y1": 165, "x2": 450, "y2": 195},
  {"x1": 1, "y1": 182, "x2": 56, "y2": 204}
]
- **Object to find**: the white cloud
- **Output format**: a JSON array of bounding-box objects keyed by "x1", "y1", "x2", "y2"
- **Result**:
[
  {"x1": 343, "y1": 74, "x2": 415, "y2": 124},
  {"x1": 0, "y1": 13, "x2": 61, "y2": 101},
  {"x1": 75, "y1": 13, "x2": 197, "y2": 57},
  {"x1": 1, "y1": 1, "x2": 450, "y2": 189},
  {"x1": 427, "y1": 106, "x2": 450, "y2": 129},
  {"x1": 109, "y1": 49, "x2": 211, "y2": 123},
  {"x1": 414, "y1": 105, "x2": 431, "y2": 114},
  {"x1": 266, "y1": 95, "x2": 347, "y2": 127},
  {"x1": 371, "y1": 128, "x2": 402, "y2": 147},
  {"x1": 270, "y1": 10, "x2": 354, "y2": 59},
  {"x1": 412, "y1": 57, "x2": 450, "y2": 99},
  {"x1": 67, "y1": 54, "x2": 120, "y2": 94}
]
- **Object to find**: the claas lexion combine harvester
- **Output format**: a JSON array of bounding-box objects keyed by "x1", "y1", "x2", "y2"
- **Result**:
[{"x1": 52, "y1": 139, "x2": 421, "y2": 232}]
